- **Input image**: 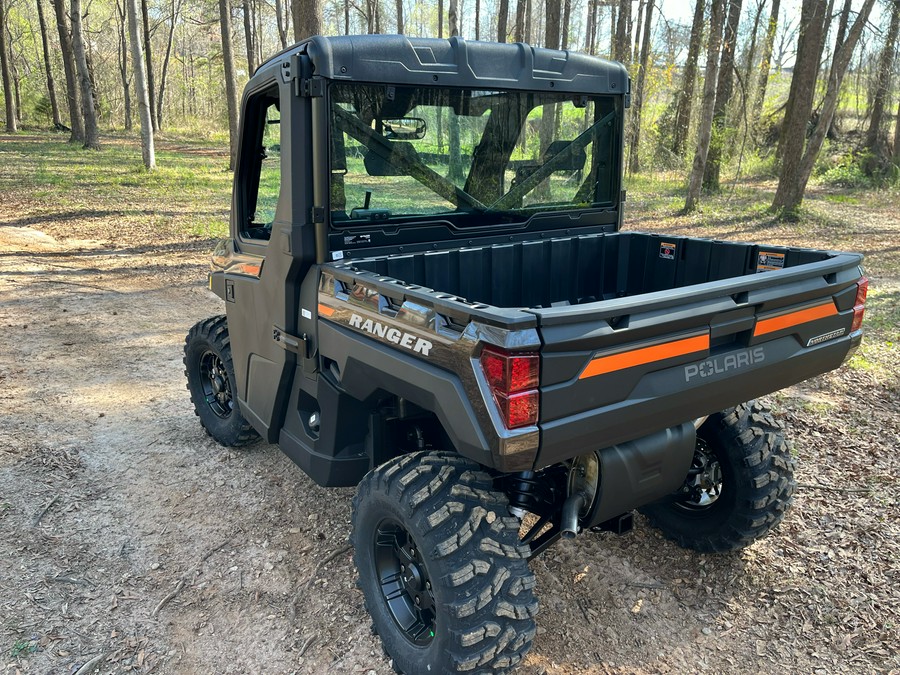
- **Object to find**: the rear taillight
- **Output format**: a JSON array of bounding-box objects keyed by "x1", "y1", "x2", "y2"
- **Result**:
[
  {"x1": 480, "y1": 346, "x2": 539, "y2": 429},
  {"x1": 851, "y1": 276, "x2": 868, "y2": 333}
]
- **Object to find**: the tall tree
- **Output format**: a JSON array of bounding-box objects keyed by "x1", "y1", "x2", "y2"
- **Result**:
[
  {"x1": 242, "y1": 0, "x2": 255, "y2": 72},
  {"x1": 497, "y1": 0, "x2": 508, "y2": 41},
  {"x1": 292, "y1": 0, "x2": 321, "y2": 40},
  {"x1": 473, "y1": 0, "x2": 479, "y2": 39},
  {"x1": 750, "y1": 0, "x2": 779, "y2": 137},
  {"x1": 684, "y1": 0, "x2": 725, "y2": 212},
  {"x1": 741, "y1": 0, "x2": 766, "y2": 86},
  {"x1": 628, "y1": 0, "x2": 654, "y2": 174},
  {"x1": 116, "y1": 0, "x2": 133, "y2": 130},
  {"x1": 613, "y1": 0, "x2": 630, "y2": 66},
  {"x1": 772, "y1": 0, "x2": 876, "y2": 212},
  {"x1": 631, "y1": 0, "x2": 645, "y2": 65},
  {"x1": 775, "y1": 0, "x2": 826, "y2": 163},
  {"x1": 141, "y1": 0, "x2": 158, "y2": 131},
  {"x1": 274, "y1": 0, "x2": 287, "y2": 46},
  {"x1": 864, "y1": 0, "x2": 900, "y2": 160},
  {"x1": 156, "y1": 0, "x2": 179, "y2": 128},
  {"x1": 561, "y1": 0, "x2": 571, "y2": 48},
  {"x1": 51, "y1": 0, "x2": 83, "y2": 140},
  {"x1": 670, "y1": 0, "x2": 704, "y2": 156},
  {"x1": 126, "y1": 0, "x2": 155, "y2": 168},
  {"x1": 703, "y1": 0, "x2": 743, "y2": 190},
  {"x1": 71, "y1": 0, "x2": 100, "y2": 148},
  {"x1": 36, "y1": 0, "x2": 62, "y2": 127},
  {"x1": 584, "y1": 0, "x2": 595, "y2": 53},
  {"x1": 514, "y1": 0, "x2": 525, "y2": 42},
  {"x1": 0, "y1": 0, "x2": 15, "y2": 132},
  {"x1": 395, "y1": 0, "x2": 403, "y2": 33},
  {"x1": 220, "y1": 0, "x2": 239, "y2": 168}
]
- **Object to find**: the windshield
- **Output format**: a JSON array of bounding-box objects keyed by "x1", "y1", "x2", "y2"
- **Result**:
[{"x1": 329, "y1": 83, "x2": 620, "y2": 226}]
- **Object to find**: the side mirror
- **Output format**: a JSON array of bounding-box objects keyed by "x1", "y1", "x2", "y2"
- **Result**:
[{"x1": 380, "y1": 117, "x2": 427, "y2": 140}]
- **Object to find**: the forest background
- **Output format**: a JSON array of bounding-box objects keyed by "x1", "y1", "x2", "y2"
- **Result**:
[{"x1": 1, "y1": 0, "x2": 900, "y2": 214}]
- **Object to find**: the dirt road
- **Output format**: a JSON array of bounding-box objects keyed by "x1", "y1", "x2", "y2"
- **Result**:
[{"x1": 1, "y1": 205, "x2": 898, "y2": 674}]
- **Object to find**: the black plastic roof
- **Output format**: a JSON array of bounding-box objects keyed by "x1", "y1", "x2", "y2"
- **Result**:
[{"x1": 264, "y1": 35, "x2": 629, "y2": 96}]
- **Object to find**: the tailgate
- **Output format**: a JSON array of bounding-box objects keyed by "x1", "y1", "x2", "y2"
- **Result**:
[{"x1": 532, "y1": 252, "x2": 864, "y2": 468}]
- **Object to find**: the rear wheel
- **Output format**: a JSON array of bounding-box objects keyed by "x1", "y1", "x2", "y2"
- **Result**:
[
  {"x1": 352, "y1": 451, "x2": 537, "y2": 674},
  {"x1": 640, "y1": 401, "x2": 795, "y2": 552},
  {"x1": 184, "y1": 316, "x2": 259, "y2": 447}
]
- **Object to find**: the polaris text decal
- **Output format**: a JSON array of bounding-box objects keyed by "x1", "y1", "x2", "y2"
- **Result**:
[
  {"x1": 684, "y1": 347, "x2": 765, "y2": 382},
  {"x1": 349, "y1": 314, "x2": 433, "y2": 356}
]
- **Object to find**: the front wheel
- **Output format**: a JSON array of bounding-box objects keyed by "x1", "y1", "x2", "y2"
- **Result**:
[
  {"x1": 640, "y1": 401, "x2": 795, "y2": 552},
  {"x1": 184, "y1": 316, "x2": 259, "y2": 447},
  {"x1": 352, "y1": 451, "x2": 537, "y2": 674}
]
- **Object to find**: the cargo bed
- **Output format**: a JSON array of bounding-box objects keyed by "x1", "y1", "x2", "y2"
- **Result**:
[{"x1": 322, "y1": 231, "x2": 864, "y2": 469}]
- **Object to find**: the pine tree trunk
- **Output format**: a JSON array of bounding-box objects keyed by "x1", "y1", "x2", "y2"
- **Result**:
[
  {"x1": 561, "y1": 0, "x2": 570, "y2": 49},
  {"x1": 343, "y1": 0, "x2": 348, "y2": 34},
  {"x1": 157, "y1": 0, "x2": 179, "y2": 129},
  {"x1": 771, "y1": 0, "x2": 827, "y2": 210},
  {"x1": 684, "y1": 0, "x2": 725, "y2": 212},
  {"x1": 52, "y1": 0, "x2": 84, "y2": 141},
  {"x1": 671, "y1": 0, "x2": 704, "y2": 155},
  {"x1": 497, "y1": 0, "x2": 508, "y2": 41},
  {"x1": 126, "y1": 0, "x2": 155, "y2": 168},
  {"x1": 71, "y1": 0, "x2": 100, "y2": 148},
  {"x1": 750, "y1": 0, "x2": 779, "y2": 138},
  {"x1": 292, "y1": 0, "x2": 321, "y2": 41},
  {"x1": 116, "y1": 0, "x2": 132, "y2": 131},
  {"x1": 628, "y1": 0, "x2": 654, "y2": 174},
  {"x1": 141, "y1": 0, "x2": 158, "y2": 131},
  {"x1": 703, "y1": 0, "x2": 743, "y2": 191},
  {"x1": 0, "y1": 0, "x2": 16, "y2": 132},
  {"x1": 474, "y1": 0, "x2": 479, "y2": 39},
  {"x1": 396, "y1": 0, "x2": 403, "y2": 33},
  {"x1": 36, "y1": 0, "x2": 62, "y2": 127},
  {"x1": 864, "y1": 0, "x2": 900, "y2": 157},
  {"x1": 219, "y1": 0, "x2": 239, "y2": 169}
]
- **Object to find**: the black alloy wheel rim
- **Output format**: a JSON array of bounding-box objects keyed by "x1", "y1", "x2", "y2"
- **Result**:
[
  {"x1": 373, "y1": 518, "x2": 436, "y2": 646},
  {"x1": 198, "y1": 350, "x2": 233, "y2": 418},
  {"x1": 676, "y1": 438, "x2": 724, "y2": 511}
]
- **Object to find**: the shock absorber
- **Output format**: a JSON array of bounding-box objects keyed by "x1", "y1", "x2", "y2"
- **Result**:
[{"x1": 500, "y1": 466, "x2": 568, "y2": 519}]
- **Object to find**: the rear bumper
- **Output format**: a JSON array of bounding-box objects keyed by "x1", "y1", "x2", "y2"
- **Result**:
[{"x1": 535, "y1": 333, "x2": 857, "y2": 468}]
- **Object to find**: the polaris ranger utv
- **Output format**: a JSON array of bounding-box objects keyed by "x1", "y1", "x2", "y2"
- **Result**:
[{"x1": 184, "y1": 35, "x2": 868, "y2": 673}]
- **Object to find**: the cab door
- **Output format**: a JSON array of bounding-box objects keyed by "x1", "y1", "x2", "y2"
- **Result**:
[{"x1": 223, "y1": 68, "x2": 313, "y2": 442}]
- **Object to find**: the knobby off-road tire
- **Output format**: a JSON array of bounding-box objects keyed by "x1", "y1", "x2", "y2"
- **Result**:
[
  {"x1": 352, "y1": 451, "x2": 537, "y2": 675},
  {"x1": 184, "y1": 315, "x2": 259, "y2": 447},
  {"x1": 640, "y1": 401, "x2": 795, "y2": 553}
]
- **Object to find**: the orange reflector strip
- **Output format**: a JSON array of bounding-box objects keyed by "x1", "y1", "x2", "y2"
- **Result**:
[
  {"x1": 579, "y1": 334, "x2": 710, "y2": 380},
  {"x1": 317, "y1": 303, "x2": 335, "y2": 317},
  {"x1": 753, "y1": 301, "x2": 837, "y2": 337}
]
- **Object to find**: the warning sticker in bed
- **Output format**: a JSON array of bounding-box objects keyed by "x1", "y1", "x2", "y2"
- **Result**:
[
  {"x1": 757, "y1": 251, "x2": 785, "y2": 272},
  {"x1": 659, "y1": 242, "x2": 676, "y2": 260}
]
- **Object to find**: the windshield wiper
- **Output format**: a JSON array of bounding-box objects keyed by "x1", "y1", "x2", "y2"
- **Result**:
[
  {"x1": 486, "y1": 109, "x2": 616, "y2": 212},
  {"x1": 333, "y1": 108, "x2": 486, "y2": 211}
]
